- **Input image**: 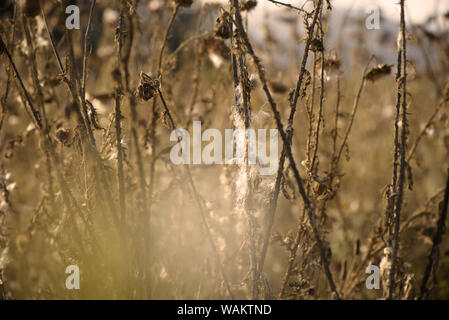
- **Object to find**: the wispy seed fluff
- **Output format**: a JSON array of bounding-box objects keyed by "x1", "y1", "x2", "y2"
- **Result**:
[{"x1": 380, "y1": 246, "x2": 393, "y2": 297}]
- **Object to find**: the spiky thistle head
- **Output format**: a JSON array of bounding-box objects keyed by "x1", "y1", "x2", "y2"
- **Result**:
[
  {"x1": 214, "y1": 10, "x2": 231, "y2": 39},
  {"x1": 136, "y1": 72, "x2": 160, "y2": 101}
]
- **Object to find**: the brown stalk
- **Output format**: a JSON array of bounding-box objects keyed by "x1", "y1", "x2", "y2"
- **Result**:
[
  {"x1": 388, "y1": 0, "x2": 408, "y2": 299},
  {"x1": 229, "y1": 11, "x2": 257, "y2": 298},
  {"x1": 148, "y1": 2, "x2": 180, "y2": 220},
  {"x1": 259, "y1": 0, "x2": 322, "y2": 282},
  {"x1": 230, "y1": 0, "x2": 340, "y2": 299},
  {"x1": 115, "y1": 2, "x2": 127, "y2": 225}
]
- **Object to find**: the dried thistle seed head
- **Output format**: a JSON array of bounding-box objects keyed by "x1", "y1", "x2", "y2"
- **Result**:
[
  {"x1": 214, "y1": 12, "x2": 231, "y2": 39},
  {"x1": 310, "y1": 38, "x2": 323, "y2": 52},
  {"x1": 240, "y1": 0, "x2": 258, "y2": 12},
  {"x1": 323, "y1": 54, "x2": 342, "y2": 72},
  {"x1": 21, "y1": 0, "x2": 40, "y2": 17},
  {"x1": 365, "y1": 64, "x2": 393, "y2": 82},
  {"x1": 268, "y1": 80, "x2": 288, "y2": 94},
  {"x1": 312, "y1": 181, "x2": 328, "y2": 197},
  {"x1": 136, "y1": 72, "x2": 160, "y2": 101},
  {"x1": 55, "y1": 128, "x2": 70, "y2": 145},
  {"x1": 174, "y1": 0, "x2": 194, "y2": 8},
  {"x1": 248, "y1": 74, "x2": 258, "y2": 90},
  {"x1": 137, "y1": 83, "x2": 156, "y2": 101},
  {"x1": 202, "y1": 37, "x2": 231, "y2": 59},
  {"x1": 41, "y1": 76, "x2": 63, "y2": 88}
]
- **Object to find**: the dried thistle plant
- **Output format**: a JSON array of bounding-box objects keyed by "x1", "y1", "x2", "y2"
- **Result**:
[
  {"x1": 136, "y1": 72, "x2": 160, "y2": 101},
  {"x1": 0, "y1": 0, "x2": 447, "y2": 301}
]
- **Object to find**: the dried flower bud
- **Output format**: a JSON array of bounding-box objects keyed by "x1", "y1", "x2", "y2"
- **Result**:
[
  {"x1": 365, "y1": 64, "x2": 393, "y2": 82},
  {"x1": 174, "y1": 0, "x2": 194, "y2": 8},
  {"x1": 202, "y1": 37, "x2": 231, "y2": 60},
  {"x1": 55, "y1": 128, "x2": 70, "y2": 144},
  {"x1": 240, "y1": 0, "x2": 258, "y2": 12},
  {"x1": 322, "y1": 55, "x2": 342, "y2": 72},
  {"x1": 21, "y1": 0, "x2": 40, "y2": 17},
  {"x1": 138, "y1": 83, "x2": 156, "y2": 101},
  {"x1": 310, "y1": 38, "x2": 323, "y2": 52},
  {"x1": 136, "y1": 72, "x2": 160, "y2": 101},
  {"x1": 214, "y1": 12, "x2": 231, "y2": 39},
  {"x1": 268, "y1": 80, "x2": 288, "y2": 94}
]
